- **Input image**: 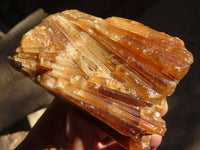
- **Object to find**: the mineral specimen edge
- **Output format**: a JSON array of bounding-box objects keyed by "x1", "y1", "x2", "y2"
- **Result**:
[{"x1": 9, "y1": 9, "x2": 193, "y2": 150}]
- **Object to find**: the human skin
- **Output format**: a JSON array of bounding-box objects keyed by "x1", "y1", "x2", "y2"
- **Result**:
[{"x1": 15, "y1": 99, "x2": 168, "y2": 150}]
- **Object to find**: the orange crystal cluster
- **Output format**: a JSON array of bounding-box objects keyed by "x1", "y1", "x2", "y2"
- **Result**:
[{"x1": 9, "y1": 10, "x2": 193, "y2": 149}]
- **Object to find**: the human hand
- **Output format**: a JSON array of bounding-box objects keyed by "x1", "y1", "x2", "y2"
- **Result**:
[{"x1": 15, "y1": 99, "x2": 168, "y2": 150}]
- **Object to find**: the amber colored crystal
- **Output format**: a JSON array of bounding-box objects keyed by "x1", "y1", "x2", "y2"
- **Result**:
[{"x1": 9, "y1": 10, "x2": 193, "y2": 149}]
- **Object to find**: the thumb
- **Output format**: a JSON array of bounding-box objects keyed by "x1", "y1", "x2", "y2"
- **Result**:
[{"x1": 66, "y1": 110, "x2": 96, "y2": 150}]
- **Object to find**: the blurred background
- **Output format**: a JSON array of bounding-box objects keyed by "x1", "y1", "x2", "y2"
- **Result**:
[{"x1": 0, "y1": 0, "x2": 199, "y2": 149}]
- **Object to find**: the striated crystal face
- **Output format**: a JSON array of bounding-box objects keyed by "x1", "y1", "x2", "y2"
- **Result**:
[{"x1": 9, "y1": 10, "x2": 193, "y2": 149}]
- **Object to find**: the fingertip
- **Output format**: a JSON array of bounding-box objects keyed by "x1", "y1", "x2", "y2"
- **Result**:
[{"x1": 150, "y1": 134, "x2": 162, "y2": 150}]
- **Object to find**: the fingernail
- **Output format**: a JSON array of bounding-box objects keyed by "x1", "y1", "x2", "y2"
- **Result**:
[
  {"x1": 151, "y1": 147, "x2": 157, "y2": 150},
  {"x1": 72, "y1": 137, "x2": 84, "y2": 150},
  {"x1": 150, "y1": 134, "x2": 162, "y2": 149}
]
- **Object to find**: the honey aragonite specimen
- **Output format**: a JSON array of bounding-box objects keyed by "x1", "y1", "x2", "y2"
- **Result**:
[{"x1": 9, "y1": 10, "x2": 193, "y2": 150}]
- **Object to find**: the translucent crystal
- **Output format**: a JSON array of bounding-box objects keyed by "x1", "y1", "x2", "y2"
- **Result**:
[{"x1": 9, "y1": 10, "x2": 193, "y2": 149}]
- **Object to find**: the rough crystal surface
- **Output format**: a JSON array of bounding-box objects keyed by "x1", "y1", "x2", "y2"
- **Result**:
[{"x1": 9, "y1": 10, "x2": 193, "y2": 150}]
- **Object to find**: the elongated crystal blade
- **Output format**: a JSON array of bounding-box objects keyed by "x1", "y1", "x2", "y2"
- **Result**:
[{"x1": 9, "y1": 10, "x2": 193, "y2": 150}]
